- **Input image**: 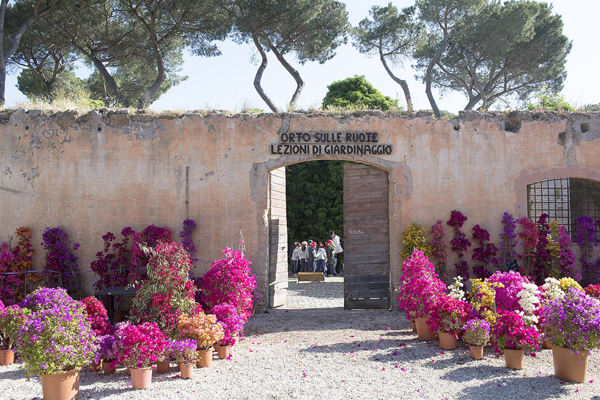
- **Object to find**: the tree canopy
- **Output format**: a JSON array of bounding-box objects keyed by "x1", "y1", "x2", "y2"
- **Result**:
[
  {"x1": 322, "y1": 75, "x2": 398, "y2": 110},
  {"x1": 351, "y1": 3, "x2": 423, "y2": 112}
]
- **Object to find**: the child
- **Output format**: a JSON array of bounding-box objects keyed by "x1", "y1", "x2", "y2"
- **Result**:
[
  {"x1": 300, "y1": 241, "x2": 308, "y2": 272},
  {"x1": 291, "y1": 242, "x2": 301, "y2": 276},
  {"x1": 326, "y1": 240, "x2": 336, "y2": 277},
  {"x1": 307, "y1": 241, "x2": 317, "y2": 272},
  {"x1": 316, "y1": 242, "x2": 327, "y2": 276}
]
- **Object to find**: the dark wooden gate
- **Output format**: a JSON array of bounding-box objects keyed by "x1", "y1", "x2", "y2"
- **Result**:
[{"x1": 343, "y1": 163, "x2": 391, "y2": 309}]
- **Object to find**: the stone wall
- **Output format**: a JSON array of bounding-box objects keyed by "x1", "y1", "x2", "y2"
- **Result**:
[{"x1": 1, "y1": 109, "x2": 599, "y2": 305}]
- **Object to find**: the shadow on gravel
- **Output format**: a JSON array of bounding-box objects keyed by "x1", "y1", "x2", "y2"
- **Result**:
[
  {"x1": 0, "y1": 368, "x2": 29, "y2": 380},
  {"x1": 456, "y1": 375, "x2": 571, "y2": 400},
  {"x1": 245, "y1": 308, "x2": 408, "y2": 335}
]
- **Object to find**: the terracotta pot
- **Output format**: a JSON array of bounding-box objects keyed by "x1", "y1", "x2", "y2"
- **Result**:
[
  {"x1": 414, "y1": 317, "x2": 437, "y2": 341},
  {"x1": 470, "y1": 346, "x2": 484, "y2": 360},
  {"x1": 543, "y1": 340, "x2": 553, "y2": 350},
  {"x1": 411, "y1": 321, "x2": 417, "y2": 333},
  {"x1": 157, "y1": 360, "x2": 170, "y2": 374},
  {"x1": 103, "y1": 360, "x2": 116, "y2": 375},
  {"x1": 439, "y1": 332, "x2": 456, "y2": 350},
  {"x1": 552, "y1": 346, "x2": 589, "y2": 383},
  {"x1": 89, "y1": 360, "x2": 103, "y2": 372},
  {"x1": 196, "y1": 349, "x2": 212, "y2": 368},
  {"x1": 130, "y1": 368, "x2": 152, "y2": 389},
  {"x1": 503, "y1": 349, "x2": 524, "y2": 370},
  {"x1": 216, "y1": 345, "x2": 231, "y2": 359},
  {"x1": 40, "y1": 369, "x2": 80, "y2": 400},
  {"x1": 179, "y1": 363, "x2": 194, "y2": 379},
  {"x1": 0, "y1": 348, "x2": 15, "y2": 366}
]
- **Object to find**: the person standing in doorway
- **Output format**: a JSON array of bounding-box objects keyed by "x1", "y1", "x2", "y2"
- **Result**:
[
  {"x1": 291, "y1": 242, "x2": 301, "y2": 276},
  {"x1": 316, "y1": 242, "x2": 327, "y2": 276},
  {"x1": 329, "y1": 231, "x2": 344, "y2": 275},
  {"x1": 326, "y1": 239, "x2": 336, "y2": 277},
  {"x1": 300, "y1": 241, "x2": 308, "y2": 272}
]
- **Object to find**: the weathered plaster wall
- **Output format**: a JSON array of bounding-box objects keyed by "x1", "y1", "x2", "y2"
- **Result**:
[{"x1": 1, "y1": 109, "x2": 599, "y2": 305}]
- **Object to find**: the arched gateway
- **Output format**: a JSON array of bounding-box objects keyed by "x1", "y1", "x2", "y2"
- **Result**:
[{"x1": 0, "y1": 110, "x2": 599, "y2": 309}]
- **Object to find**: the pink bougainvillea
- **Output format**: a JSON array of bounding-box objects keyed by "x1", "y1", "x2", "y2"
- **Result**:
[
  {"x1": 487, "y1": 271, "x2": 533, "y2": 313},
  {"x1": 212, "y1": 303, "x2": 245, "y2": 346},
  {"x1": 113, "y1": 321, "x2": 169, "y2": 368},
  {"x1": 200, "y1": 248, "x2": 256, "y2": 322},
  {"x1": 426, "y1": 294, "x2": 472, "y2": 335},
  {"x1": 491, "y1": 311, "x2": 539, "y2": 351},
  {"x1": 81, "y1": 296, "x2": 113, "y2": 336}
]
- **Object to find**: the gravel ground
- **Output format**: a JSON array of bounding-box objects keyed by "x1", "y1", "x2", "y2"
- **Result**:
[{"x1": 1, "y1": 308, "x2": 599, "y2": 400}]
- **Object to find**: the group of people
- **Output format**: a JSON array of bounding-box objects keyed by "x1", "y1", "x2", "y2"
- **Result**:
[{"x1": 290, "y1": 231, "x2": 344, "y2": 277}]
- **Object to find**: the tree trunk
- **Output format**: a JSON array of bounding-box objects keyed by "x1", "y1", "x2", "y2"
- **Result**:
[
  {"x1": 380, "y1": 55, "x2": 413, "y2": 113},
  {"x1": 270, "y1": 46, "x2": 303, "y2": 111},
  {"x1": 424, "y1": 32, "x2": 449, "y2": 118},
  {"x1": 252, "y1": 34, "x2": 281, "y2": 113},
  {"x1": 90, "y1": 57, "x2": 130, "y2": 108},
  {"x1": 0, "y1": 63, "x2": 5, "y2": 106},
  {"x1": 137, "y1": 13, "x2": 165, "y2": 110},
  {"x1": 464, "y1": 94, "x2": 482, "y2": 110}
]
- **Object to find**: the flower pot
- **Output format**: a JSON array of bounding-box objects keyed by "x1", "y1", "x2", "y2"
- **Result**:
[
  {"x1": 439, "y1": 332, "x2": 456, "y2": 350},
  {"x1": 90, "y1": 360, "x2": 102, "y2": 372},
  {"x1": 552, "y1": 346, "x2": 589, "y2": 383},
  {"x1": 196, "y1": 349, "x2": 212, "y2": 368},
  {"x1": 411, "y1": 321, "x2": 417, "y2": 333},
  {"x1": 415, "y1": 317, "x2": 437, "y2": 341},
  {"x1": 103, "y1": 360, "x2": 116, "y2": 375},
  {"x1": 543, "y1": 340, "x2": 553, "y2": 350},
  {"x1": 179, "y1": 362, "x2": 194, "y2": 379},
  {"x1": 470, "y1": 346, "x2": 484, "y2": 360},
  {"x1": 503, "y1": 349, "x2": 524, "y2": 370},
  {"x1": 130, "y1": 368, "x2": 152, "y2": 389},
  {"x1": 216, "y1": 345, "x2": 231, "y2": 359},
  {"x1": 0, "y1": 348, "x2": 15, "y2": 366},
  {"x1": 157, "y1": 360, "x2": 170, "y2": 374},
  {"x1": 40, "y1": 369, "x2": 80, "y2": 400}
]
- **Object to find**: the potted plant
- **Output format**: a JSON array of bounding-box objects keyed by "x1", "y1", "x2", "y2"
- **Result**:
[
  {"x1": 397, "y1": 250, "x2": 446, "y2": 340},
  {"x1": 426, "y1": 295, "x2": 472, "y2": 350},
  {"x1": 178, "y1": 312, "x2": 224, "y2": 368},
  {"x1": 584, "y1": 284, "x2": 600, "y2": 298},
  {"x1": 541, "y1": 287, "x2": 600, "y2": 382},
  {"x1": 211, "y1": 303, "x2": 245, "y2": 359},
  {"x1": 96, "y1": 335, "x2": 119, "y2": 375},
  {"x1": 0, "y1": 302, "x2": 28, "y2": 366},
  {"x1": 170, "y1": 339, "x2": 198, "y2": 379},
  {"x1": 462, "y1": 319, "x2": 491, "y2": 360},
  {"x1": 490, "y1": 311, "x2": 539, "y2": 369},
  {"x1": 113, "y1": 321, "x2": 169, "y2": 389},
  {"x1": 156, "y1": 345, "x2": 172, "y2": 374},
  {"x1": 81, "y1": 296, "x2": 113, "y2": 371},
  {"x1": 17, "y1": 287, "x2": 97, "y2": 400}
]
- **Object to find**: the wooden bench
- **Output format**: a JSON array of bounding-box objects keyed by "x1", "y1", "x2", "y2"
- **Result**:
[{"x1": 297, "y1": 272, "x2": 325, "y2": 282}]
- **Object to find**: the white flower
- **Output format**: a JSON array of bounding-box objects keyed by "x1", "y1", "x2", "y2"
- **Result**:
[
  {"x1": 517, "y1": 283, "x2": 541, "y2": 319},
  {"x1": 541, "y1": 277, "x2": 565, "y2": 300},
  {"x1": 448, "y1": 276, "x2": 465, "y2": 301}
]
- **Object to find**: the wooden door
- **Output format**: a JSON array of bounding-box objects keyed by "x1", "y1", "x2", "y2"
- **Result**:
[
  {"x1": 269, "y1": 167, "x2": 288, "y2": 307},
  {"x1": 343, "y1": 163, "x2": 391, "y2": 309}
]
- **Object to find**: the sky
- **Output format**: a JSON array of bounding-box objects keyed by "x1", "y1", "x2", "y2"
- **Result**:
[{"x1": 4, "y1": 0, "x2": 600, "y2": 113}]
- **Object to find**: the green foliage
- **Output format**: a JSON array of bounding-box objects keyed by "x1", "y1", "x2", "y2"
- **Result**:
[
  {"x1": 582, "y1": 103, "x2": 600, "y2": 112},
  {"x1": 322, "y1": 75, "x2": 399, "y2": 110},
  {"x1": 16, "y1": 68, "x2": 86, "y2": 100},
  {"x1": 526, "y1": 87, "x2": 574, "y2": 112},
  {"x1": 401, "y1": 223, "x2": 432, "y2": 258},
  {"x1": 414, "y1": 0, "x2": 571, "y2": 111},
  {"x1": 286, "y1": 161, "x2": 344, "y2": 244}
]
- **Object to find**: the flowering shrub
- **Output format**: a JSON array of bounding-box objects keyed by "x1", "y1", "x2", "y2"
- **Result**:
[
  {"x1": 490, "y1": 311, "x2": 539, "y2": 351},
  {"x1": 0, "y1": 227, "x2": 35, "y2": 305},
  {"x1": 113, "y1": 321, "x2": 169, "y2": 368},
  {"x1": 585, "y1": 284, "x2": 600, "y2": 298},
  {"x1": 470, "y1": 279, "x2": 503, "y2": 324},
  {"x1": 212, "y1": 303, "x2": 245, "y2": 346},
  {"x1": 540, "y1": 277, "x2": 565, "y2": 301},
  {"x1": 130, "y1": 242, "x2": 200, "y2": 338},
  {"x1": 518, "y1": 217, "x2": 538, "y2": 277},
  {"x1": 516, "y1": 283, "x2": 541, "y2": 325},
  {"x1": 179, "y1": 219, "x2": 198, "y2": 262},
  {"x1": 532, "y1": 214, "x2": 551, "y2": 284},
  {"x1": 557, "y1": 226, "x2": 577, "y2": 279},
  {"x1": 463, "y1": 319, "x2": 491, "y2": 347},
  {"x1": 541, "y1": 288, "x2": 600, "y2": 352},
  {"x1": 471, "y1": 225, "x2": 498, "y2": 279},
  {"x1": 81, "y1": 296, "x2": 113, "y2": 336},
  {"x1": 558, "y1": 277, "x2": 582, "y2": 293},
  {"x1": 131, "y1": 225, "x2": 172, "y2": 270},
  {"x1": 41, "y1": 227, "x2": 85, "y2": 299},
  {"x1": 170, "y1": 339, "x2": 198, "y2": 364},
  {"x1": 430, "y1": 221, "x2": 448, "y2": 281},
  {"x1": 487, "y1": 271, "x2": 530, "y2": 313},
  {"x1": 90, "y1": 227, "x2": 136, "y2": 291},
  {"x1": 17, "y1": 287, "x2": 97, "y2": 376},
  {"x1": 96, "y1": 334, "x2": 119, "y2": 363},
  {"x1": 447, "y1": 210, "x2": 471, "y2": 281},
  {"x1": 178, "y1": 312, "x2": 224, "y2": 350},
  {"x1": 448, "y1": 277, "x2": 465, "y2": 301},
  {"x1": 400, "y1": 224, "x2": 431, "y2": 258},
  {"x1": 426, "y1": 295, "x2": 472, "y2": 335},
  {"x1": 0, "y1": 302, "x2": 29, "y2": 349},
  {"x1": 397, "y1": 250, "x2": 446, "y2": 320},
  {"x1": 499, "y1": 213, "x2": 518, "y2": 271},
  {"x1": 573, "y1": 216, "x2": 598, "y2": 285},
  {"x1": 200, "y1": 248, "x2": 256, "y2": 321}
]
